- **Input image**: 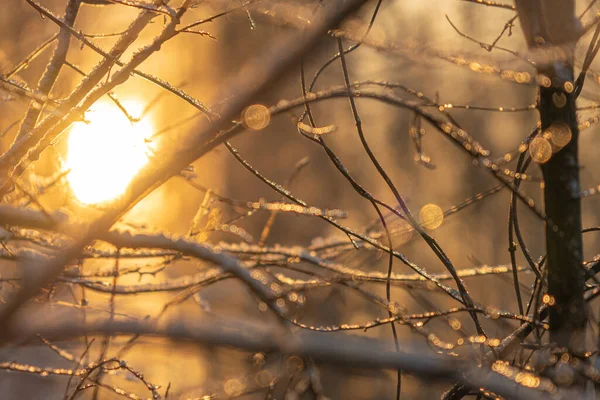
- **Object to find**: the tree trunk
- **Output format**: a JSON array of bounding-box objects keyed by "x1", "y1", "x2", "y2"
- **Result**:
[{"x1": 515, "y1": 0, "x2": 587, "y2": 354}]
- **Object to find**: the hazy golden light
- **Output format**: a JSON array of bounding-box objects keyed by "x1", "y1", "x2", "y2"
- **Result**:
[
  {"x1": 66, "y1": 100, "x2": 153, "y2": 204},
  {"x1": 391, "y1": 220, "x2": 413, "y2": 245}
]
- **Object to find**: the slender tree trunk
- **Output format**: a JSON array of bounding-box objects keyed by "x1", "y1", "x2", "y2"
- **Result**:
[
  {"x1": 538, "y1": 87, "x2": 594, "y2": 392},
  {"x1": 539, "y1": 78, "x2": 587, "y2": 351},
  {"x1": 515, "y1": 0, "x2": 587, "y2": 354}
]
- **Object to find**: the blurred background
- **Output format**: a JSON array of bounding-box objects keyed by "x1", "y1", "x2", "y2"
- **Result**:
[{"x1": 1, "y1": 0, "x2": 600, "y2": 398}]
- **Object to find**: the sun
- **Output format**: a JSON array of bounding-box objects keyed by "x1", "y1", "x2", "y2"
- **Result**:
[{"x1": 65, "y1": 99, "x2": 154, "y2": 205}]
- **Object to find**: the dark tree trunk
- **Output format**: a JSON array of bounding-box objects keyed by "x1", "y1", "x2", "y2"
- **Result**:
[
  {"x1": 515, "y1": 0, "x2": 587, "y2": 353},
  {"x1": 539, "y1": 78, "x2": 587, "y2": 351}
]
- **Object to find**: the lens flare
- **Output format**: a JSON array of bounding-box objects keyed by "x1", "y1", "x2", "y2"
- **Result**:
[{"x1": 65, "y1": 100, "x2": 153, "y2": 205}]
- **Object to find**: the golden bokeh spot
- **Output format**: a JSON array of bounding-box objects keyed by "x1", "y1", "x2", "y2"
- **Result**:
[
  {"x1": 529, "y1": 137, "x2": 552, "y2": 163},
  {"x1": 388, "y1": 301, "x2": 405, "y2": 315},
  {"x1": 486, "y1": 307, "x2": 501, "y2": 320},
  {"x1": 515, "y1": 72, "x2": 530, "y2": 83},
  {"x1": 286, "y1": 356, "x2": 304, "y2": 373},
  {"x1": 546, "y1": 122, "x2": 572, "y2": 148},
  {"x1": 449, "y1": 318, "x2": 461, "y2": 331},
  {"x1": 542, "y1": 293, "x2": 556, "y2": 305},
  {"x1": 537, "y1": 74, "x2": 552, "y2": 88},
  {"x1": 297, "y1": 121, "x2": 336, "y2": 135},
  {"x1": 255, "y1": 370, "x2": 273, "y2": 388},
  {"x1": 564, "y1": 81, "x2": 574, "y2": 93},
  {"x1": 542, "y1": 131, "x2": 551, "y2": 141},
  {"x1": 516, "y1": 372, "x2": 541, "y2": 388},
  {"x1": 419, "y1": 204, "x2": 444, "y2": 230},
  {"x1": 474, "y1": 335, "x2": 486, "y2": 343},
  {"x1": 288, "y1": 291, "x2": 299, "y2": 302},
  {"x1": 469, "y1": 62, "x2": 481, "y2": 72},
  {"x1": 518, "y1": 143, "x2": 528, "y2": 153},
  {"x1": 224, "y1": 379, "x2": 245, "y2": 396},
  {"x1": 501, "y1": 70, "x2": 514, "y2": 80},
  {"x1": 242, "y1": 104, "x2": 271, "y2": 130},
  {"x1": 552, "y1": 92, "x2": 567, "y2": 108}
]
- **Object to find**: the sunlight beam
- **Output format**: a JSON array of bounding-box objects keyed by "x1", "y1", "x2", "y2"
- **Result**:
[{"x1": 65, "y1": 100, "x2": 153, "y2": 205}]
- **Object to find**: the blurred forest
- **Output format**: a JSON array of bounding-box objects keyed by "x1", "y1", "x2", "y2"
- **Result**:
[{"x1": 1, "y1": 0, "x2": 600, "y2": 399}]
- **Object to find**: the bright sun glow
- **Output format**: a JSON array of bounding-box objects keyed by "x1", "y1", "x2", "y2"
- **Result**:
[{"x1": 66, "y1": 100, "x2": 153, "y2": 205}]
